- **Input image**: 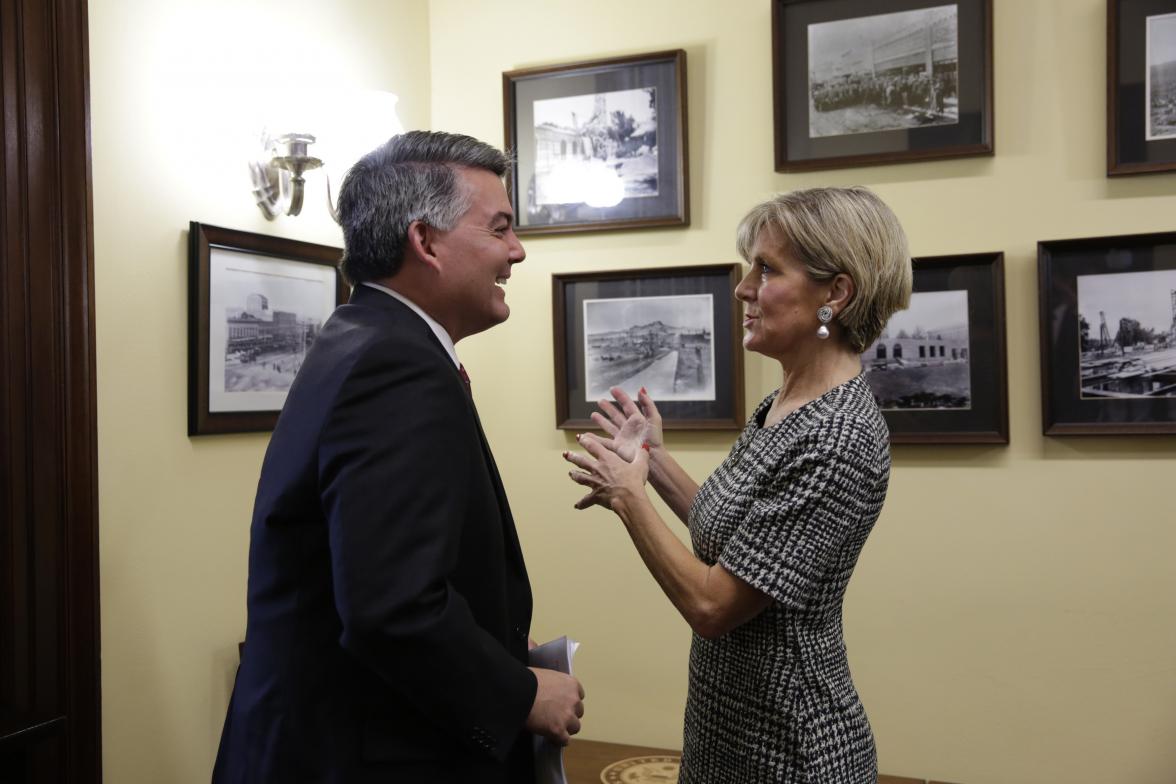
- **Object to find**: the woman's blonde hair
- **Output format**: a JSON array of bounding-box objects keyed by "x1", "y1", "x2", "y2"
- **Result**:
[{"x1": 736, "y1": 187, "x2": 912, "y2": 353}]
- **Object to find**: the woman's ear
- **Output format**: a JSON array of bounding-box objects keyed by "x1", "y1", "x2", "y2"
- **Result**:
[{"x1": 828, "y1": 273, "x2": 856, "y2": 313}]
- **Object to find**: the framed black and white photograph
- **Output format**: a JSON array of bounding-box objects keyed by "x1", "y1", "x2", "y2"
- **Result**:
[
  {"x1": 772, "y1": 0, "x2": 993, "y2": 171},
  {"x1": 504, "y1": 50, "x2": 688, "y2": 235},
  {"x1": 1039, "y1": 231, "x2": 1176, "y2": 434},
  {"x1": 861, "y1": 252, "x2": 1008, "y2": 443},
  {"x1": 188, "y1": 222, "x2": 346, "y2": 436},
  {"x1": 553, "y1": 264, "x2": 743, "y2": 430},
  {"x1": 1108, "y1": 0, "x2": 1176, "y2": 174}
]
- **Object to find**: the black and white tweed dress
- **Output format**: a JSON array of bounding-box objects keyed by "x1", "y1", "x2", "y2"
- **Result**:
[{"x1": 681, "y1": 374, "x2": 889, "y2": 784}]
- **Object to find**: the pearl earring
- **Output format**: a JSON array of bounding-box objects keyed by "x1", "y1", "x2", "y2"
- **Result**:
[{"x1": 816, "y1": 305, "x2": 833, "y2": 339}]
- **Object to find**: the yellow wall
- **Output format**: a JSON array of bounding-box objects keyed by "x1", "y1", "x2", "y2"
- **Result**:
[
  {"x1": 89, "y1": 1, "x2": 429, "y2": 781},
  {"x1": 90, "y1": 1, "x2": 1176, "y2": 783}
]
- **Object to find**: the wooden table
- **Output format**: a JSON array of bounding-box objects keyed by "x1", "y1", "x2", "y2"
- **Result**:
[{"x1": 564, "y1": 739, "x2": 956, "y2": 784}]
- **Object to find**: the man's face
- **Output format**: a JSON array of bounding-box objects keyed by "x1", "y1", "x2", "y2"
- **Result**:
[{"x1": 430, "y1": 167, "x2": 526, "y2": 341}]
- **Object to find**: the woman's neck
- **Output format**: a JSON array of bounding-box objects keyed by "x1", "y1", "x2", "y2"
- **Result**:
[{"x1": 765, "y1": 349, "x2": 861, "y2": 427}]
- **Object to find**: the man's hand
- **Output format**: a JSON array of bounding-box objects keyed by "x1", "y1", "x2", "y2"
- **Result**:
[{"x1": 525, "y1": 667, "x2": 584, "y2": 746}]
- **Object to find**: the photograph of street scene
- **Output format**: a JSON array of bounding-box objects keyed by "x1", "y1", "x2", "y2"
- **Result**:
[
  {"x1": 861, "y1": 289, "x2": 971, "y2": 410},
  {"x1": 1077, "y1": 269, "x2": 1176, "y2": 399},
  {"x1": 222, "y1": 292, "x2": 323, "y2": 393},
  {"x1": 531, "y1": 86, "x2": 658, "y2": 209},
  {"x1": 808, "y1": 4, "x2": 959, "y2": 138},
  {"x1": 1147, "y1": 12, "x2": 1176, "y2": 140},
  {"x1": 583, "y1": 294, "x2": 714, "y2": 402},
  {"x1": 208, "y1": 251, "x2": 333, "y2": 410}
]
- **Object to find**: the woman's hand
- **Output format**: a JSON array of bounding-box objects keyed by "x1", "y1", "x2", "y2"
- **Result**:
[
  {"x1": 591, "y1": 387, "x2": 664, "y2": 461},
  {"x1": 564, "y1": 431, "x2": 650, "y2": 511}
]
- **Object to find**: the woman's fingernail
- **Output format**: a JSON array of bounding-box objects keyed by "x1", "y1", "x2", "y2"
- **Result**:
[{"x1": 640, "y1": 387, "x2": 646, "y2": 395}]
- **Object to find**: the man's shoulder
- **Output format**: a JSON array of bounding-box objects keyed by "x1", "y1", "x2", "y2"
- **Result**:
[{"x1": 322, "y1": 296, "x2": 440, "y2": 355}]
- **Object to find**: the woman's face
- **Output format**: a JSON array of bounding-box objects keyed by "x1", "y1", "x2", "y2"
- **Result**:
[{"x1": 734, "y1": 227, "x2": 832, "y2": 362}]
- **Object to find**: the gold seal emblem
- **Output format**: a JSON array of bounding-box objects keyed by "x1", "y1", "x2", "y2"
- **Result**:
[{"x1": 599, "y1": 755, "x2": 681, "y2": 783}]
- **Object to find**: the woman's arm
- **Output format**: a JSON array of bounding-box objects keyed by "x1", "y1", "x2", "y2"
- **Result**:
[
  {"x1": 565, "y1": 435, "x2": 771, "y2": 639},
  {"x1": 643, "y1": 446, "x2": 699, "y2": 526}
]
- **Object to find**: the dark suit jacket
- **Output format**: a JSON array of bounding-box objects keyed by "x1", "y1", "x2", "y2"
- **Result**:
[{"x1": 213, "y1": 284, "x2": 537, "y2": 784}]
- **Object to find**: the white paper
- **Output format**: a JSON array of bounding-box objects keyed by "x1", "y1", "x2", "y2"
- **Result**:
[{"x1": 528, "y1": 636, "x2": 581, "y2": 784}]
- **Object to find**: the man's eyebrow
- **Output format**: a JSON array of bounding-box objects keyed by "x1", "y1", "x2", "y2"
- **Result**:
[{"x1": 489, "y1": 210, "x2": 514, "y2": 226}]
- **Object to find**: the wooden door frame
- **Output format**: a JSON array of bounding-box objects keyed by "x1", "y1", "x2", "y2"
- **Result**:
[{"x1": 1, "y1": 0, "x2": 102, "y2": 780}]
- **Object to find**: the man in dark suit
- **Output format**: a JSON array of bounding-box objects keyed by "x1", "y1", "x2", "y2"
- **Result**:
[{"x1": 212, "y1": 131, "x2": 584, "y2": 784}]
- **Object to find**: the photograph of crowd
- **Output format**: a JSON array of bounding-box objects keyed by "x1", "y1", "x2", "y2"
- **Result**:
[
  {"x1": 530, "y1": 86, "x2": 658, "y2": 210},
  {"x1": 1077, "y1": 269, "x2": 1176, "y2": 399},
  {"x1": 861, "y1": 289, "x2": 972, "y2": 410},
  {"x1": 807, "y1": 4, "x2": 959, "y2": 138},
  {"x1": 1147, "y1": 12, "x2": 1176, "y2": 140},
  {"x1": 582, "y1": 294, "x2": 714, "y2": 402}
]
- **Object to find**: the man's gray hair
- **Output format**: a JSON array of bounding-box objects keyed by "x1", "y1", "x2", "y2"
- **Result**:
[{"x1": 336, "y1": 130, "x2": 512, "y2": 285}]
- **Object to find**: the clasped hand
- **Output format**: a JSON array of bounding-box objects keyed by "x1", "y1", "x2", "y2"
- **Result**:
[{"x1": 563, "y1": 387, "x2": 662, "y2": 510}]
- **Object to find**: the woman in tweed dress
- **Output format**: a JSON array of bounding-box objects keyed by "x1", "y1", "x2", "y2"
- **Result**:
[{"x1": 564, "y1": 187, "x2": 911, "y2": 783}]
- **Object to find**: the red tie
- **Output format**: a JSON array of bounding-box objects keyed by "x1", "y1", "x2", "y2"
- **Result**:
[{"x1": 458, "y1": 364, "x2": 472, "y2": 395}]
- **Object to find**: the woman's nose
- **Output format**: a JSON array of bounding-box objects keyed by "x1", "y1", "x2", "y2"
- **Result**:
[{"x1": 734, "y1": 269, "x2": 755, "y2": 302}]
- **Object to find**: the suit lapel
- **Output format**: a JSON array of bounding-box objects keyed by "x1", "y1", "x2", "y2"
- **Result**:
[{"x1": 350, "y1": 285, "x2": 529, "y2": 575}]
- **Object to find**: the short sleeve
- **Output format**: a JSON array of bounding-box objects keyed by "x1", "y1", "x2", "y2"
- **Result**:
[{"x1": 718, "y1": 417, "x2": 881, "y2": 611}]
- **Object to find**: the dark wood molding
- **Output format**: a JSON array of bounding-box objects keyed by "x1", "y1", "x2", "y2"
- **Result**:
[{"x1": 1, "y1": 0, "x2": 102, "y2": 780}]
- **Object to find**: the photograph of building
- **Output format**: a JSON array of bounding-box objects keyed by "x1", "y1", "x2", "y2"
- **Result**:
[
  {"x1": 531, "y1": 86, "x2": 658, "y2": 209},
  {"x1": 862, "y1": 289, "x2": 971, "y2": 409}
]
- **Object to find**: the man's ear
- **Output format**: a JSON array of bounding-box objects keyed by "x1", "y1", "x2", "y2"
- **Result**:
[
  {"x1": 827, "y1": 273, "x2": 856, "y2": 314},
  {"x1": 405, "y1": 220, "x2": 443, "y2": 274}
]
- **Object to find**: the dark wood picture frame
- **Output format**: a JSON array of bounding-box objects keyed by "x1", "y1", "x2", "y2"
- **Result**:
[
  {"x1": 772, "y1": 0, "x2": 994, "y2": 172},
  {"x1": 1038, "y1": 231, "x2": 1176, "y2": 435},
  {"x1": 861, "y1": 252, "x2": 1009, "y2": 444},
  {"x1": 504, "y1": 50, "x2": 689, "y2": 235},
  {"x1": 553, "y1": 264, "x2": 744, "y2": 430},
  {"x1": 188, "y1": 222, "x2": 346, "y2": 436},
  {"x1": 1107, "y1": 0, "x2": 1176, "y2": 175}
]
